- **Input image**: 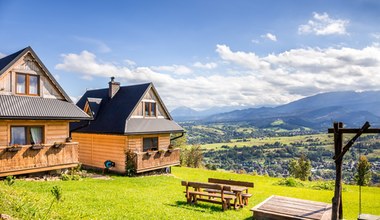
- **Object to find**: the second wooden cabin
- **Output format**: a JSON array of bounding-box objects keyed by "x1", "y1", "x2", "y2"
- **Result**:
[{"x1": 71, "y1": 78, "x2": 184, "y2": 174}]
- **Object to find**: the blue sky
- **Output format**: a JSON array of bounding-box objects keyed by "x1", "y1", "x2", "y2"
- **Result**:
[{"x1": 1, "y1": 0, "x2": 380, "y2": 110}]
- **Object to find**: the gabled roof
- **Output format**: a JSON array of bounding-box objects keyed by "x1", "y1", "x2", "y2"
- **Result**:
[
  {"x1": 0, "y1": 95, "x2": 90, "y2": 120},
  {"x1": 87, "y1": 97, "x2": 102, "y2": 119},
  {"x1": 0, "y1": 46, "x2": 73, "y2": 103},
  {"x1": 71, "y1": 83, "x2": 184, "y2": 134}
]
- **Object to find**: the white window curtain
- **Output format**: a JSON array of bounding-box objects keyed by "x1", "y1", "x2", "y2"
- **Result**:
[
  {"x1": 30, "y1": 127, "x2": 42, "y2": 144},
  {"x1": 11, "y1": 127, "x2": 26, "y2": 145}
]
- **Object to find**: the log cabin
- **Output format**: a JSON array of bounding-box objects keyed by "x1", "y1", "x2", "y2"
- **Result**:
[
  {"x1": 71, "y1": 78, "x2": 184, "y2": 174},
  {"x1": 0, "y1": 47, "x2": 91, "y2": 177}
]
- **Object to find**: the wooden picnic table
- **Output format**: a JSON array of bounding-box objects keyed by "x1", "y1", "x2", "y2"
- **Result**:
[{"x1": 227, "y1": 185, "x2": 248, "y2": 208}]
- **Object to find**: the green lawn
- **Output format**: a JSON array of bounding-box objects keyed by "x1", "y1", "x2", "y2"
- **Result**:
[{"x1": 1, "y1": 167, "x2": 379, "y2": 219}]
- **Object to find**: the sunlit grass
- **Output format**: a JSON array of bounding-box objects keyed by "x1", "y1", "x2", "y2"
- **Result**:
[{"x1": 1, "y1": 166, "x2": 379, "y2": 219}]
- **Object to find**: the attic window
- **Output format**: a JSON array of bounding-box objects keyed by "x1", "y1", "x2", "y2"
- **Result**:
[
  {"x1": 16, "y1": 73, "x2": 39, "y2": 95},
  {"x1": 144, "y1": 102, "x2": 156, "y2": 117}
]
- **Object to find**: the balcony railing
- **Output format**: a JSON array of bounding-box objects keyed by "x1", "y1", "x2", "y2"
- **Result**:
[
  {"x1": 134, "y1": 148, "x2": 180, "y2": 173},
  {"x1": 0, "y1": 142, "x2": 79, "y2": 177}
]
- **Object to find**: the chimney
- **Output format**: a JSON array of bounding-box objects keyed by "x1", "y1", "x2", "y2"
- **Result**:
[{"x1": 108, "y1": 76, "x2": 120, "y2": 98}]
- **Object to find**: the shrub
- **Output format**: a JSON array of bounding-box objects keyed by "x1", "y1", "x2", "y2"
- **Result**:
[
  {"x1": 276, "y1": 178, "x2": 304, "y2": 187},
  {"x1": 125, "y1": 150, "x2": 136, "y2": 177},
  {"x1": 4, "y1": 176, "x2": 16, "y2": 186}
]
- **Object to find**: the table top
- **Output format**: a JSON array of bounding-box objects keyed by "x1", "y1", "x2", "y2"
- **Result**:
[{"x1": 251, "y1": 195, "x2": 332, "y2": 220}]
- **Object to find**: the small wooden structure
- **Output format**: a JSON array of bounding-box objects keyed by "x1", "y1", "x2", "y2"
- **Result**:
[
  {"x1": 328, "y1": 122, "x2": 380, "y2": 220},
  {"x1": 251, "y1": 195, "x2": 332, "y2": 220}
]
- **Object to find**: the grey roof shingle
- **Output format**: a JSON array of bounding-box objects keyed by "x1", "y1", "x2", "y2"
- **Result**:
[
  {"x1": 0, "y1": 95, "x2": 90, "y2": 120},
  {"x1": 125, "y1": 118, "x2": 184, "y2": 134}
]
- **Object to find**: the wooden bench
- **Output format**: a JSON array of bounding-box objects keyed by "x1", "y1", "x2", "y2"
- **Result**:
[
  {"x1": 208, "y1": 178, "x2": 254, "y2": 206},
  {"x1": 181, "y1": 181, "x2": 237, "y2": 211}
]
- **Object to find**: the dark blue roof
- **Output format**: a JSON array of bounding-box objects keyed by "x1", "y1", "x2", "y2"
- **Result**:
[
  {"x1": 71, "y1": 83, "x2": 151, "y2": 134},
  {"x1": 0, "y1": 47, "x2": 28, "y2": 75}
]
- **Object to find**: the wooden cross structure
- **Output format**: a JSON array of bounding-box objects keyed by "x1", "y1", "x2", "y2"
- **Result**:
[{"x1": 328, "y1": 121, "x2": 380, "y2": 220}]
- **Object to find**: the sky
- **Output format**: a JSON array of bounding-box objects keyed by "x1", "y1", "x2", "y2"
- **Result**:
[{"x1": 1, "y1": 0, "x2": 380, "y2": 111}]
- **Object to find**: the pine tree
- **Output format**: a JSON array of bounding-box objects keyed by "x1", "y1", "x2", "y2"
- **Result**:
[{"x1": 355, "y1": 155, "x2": 371, "y2": 186}]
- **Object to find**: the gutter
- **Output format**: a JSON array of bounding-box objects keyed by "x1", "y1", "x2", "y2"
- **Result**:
[
  {"x1": 69, "y1": 120, "x2": 91, "y2": 137},
  {"x1": 170, "y1": 132, "x2": 185, "y2": 141}
]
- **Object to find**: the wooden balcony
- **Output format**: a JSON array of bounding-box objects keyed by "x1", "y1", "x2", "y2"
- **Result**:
[
  {"x1": 0, "y1": 142, "x2": 79, "y2": 177},
  {"x1": 135, "y1": 148, "x2": 180, "y2": 173}
]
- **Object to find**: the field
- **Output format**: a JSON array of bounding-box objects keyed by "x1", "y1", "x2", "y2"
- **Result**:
[
  {"x1": 1, "y1": 166, "x2": 379, "y2": 220},
  {"x1": 201, "y1": 133, "x2": 333, "y2": 150}
]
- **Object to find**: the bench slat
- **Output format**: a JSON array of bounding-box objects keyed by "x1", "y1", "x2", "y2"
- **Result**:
[{"x1": 209, "y1": 178, "x2": 254, "y2": 188}]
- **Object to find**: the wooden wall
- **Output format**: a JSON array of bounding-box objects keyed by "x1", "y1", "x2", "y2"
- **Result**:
[
  {"x1": 72, "y1": 133, "x2": 127, "y2": 173},
  {"x1": 0, "y1": 52, "x2": 64, "y2": 99},
  {"x1": 0, "y1": 120, "x2": 69, "y2": 147},
  {"x1": 0, "y1": 142, "x2": 79, "y2": 177},
  {"x1": 72, "y1": 133, "x2": 172, "y2": 173}
]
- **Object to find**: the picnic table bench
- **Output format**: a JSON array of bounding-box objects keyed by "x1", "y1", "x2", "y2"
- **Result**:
[
  {"x1": 181, "y1": 181, "x2": 237, "y2": 211},
  {"x1": 208, "y1": 178, "x2": 254, "y2": 206}
]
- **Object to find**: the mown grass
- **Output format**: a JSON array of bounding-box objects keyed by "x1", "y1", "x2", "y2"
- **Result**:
[{"x1": 1, "y1": 167, "x2": 379, "y2": 219}]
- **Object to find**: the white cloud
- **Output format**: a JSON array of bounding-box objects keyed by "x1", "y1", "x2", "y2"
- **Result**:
[
  {"x1": 56, "y1": 44, "x2": 380, "y2": 110},
  {"x1": 261, "y1": 33, "x2": 277, "y2": 42},
  {"x1": 74, "y1": 36, "x2": 111, "y2": 53},
  {"x1": 298, "y1": 12, "x2": 349, "y2": 36},
  {"x1": 151, "y1": 65, "x2": 192, "y2": 75},
  {"x1": 371, "y1": 33, "x2": 380, "y2": 40},
  {"x1": 124, "y1": 59, "x2": 136, "y2": 66},
  {"x1": 193, "y1": 62, "x2": 218, "y2": 69},
  {"x1": 251, "y1": 39, "x2": 260, "y2": 44},
  {"x1": 0, "y1": 52, "x2": 5, "y2": 58}
]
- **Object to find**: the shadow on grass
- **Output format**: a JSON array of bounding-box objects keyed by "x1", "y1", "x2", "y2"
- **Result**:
[{"x1": 165, "y1": 201, "x2": 226, "y2": 213}]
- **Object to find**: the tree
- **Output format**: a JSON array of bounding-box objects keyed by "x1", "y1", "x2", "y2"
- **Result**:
[
  {"x1": 183, "y1": 145, "x2": 203, "y2": 168},
  {"x1": 355, "y1": 155, "x2": 371, "y2": 186},
  {"x1": 288, "y1": 153, "x2": 311, "y2": 181}
]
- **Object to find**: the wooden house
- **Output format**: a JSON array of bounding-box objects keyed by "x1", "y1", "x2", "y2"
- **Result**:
[
  {"x1": 0, "y1": 47, "x2": 91, "y2": 177},
  {"x1": 71, "y1": 78, "x2": 184, "y2": 173}
]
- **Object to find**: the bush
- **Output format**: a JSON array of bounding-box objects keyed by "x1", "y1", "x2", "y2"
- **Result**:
[
  {"x1": 276, "y1": 178, "x2": 304, "y2": 187},
  {"x1": 4, "y1": 176, "x2": 16, "y2": 186},
  {"x1": 125, "y1": 150, "x2": 136, "y2": 177}
]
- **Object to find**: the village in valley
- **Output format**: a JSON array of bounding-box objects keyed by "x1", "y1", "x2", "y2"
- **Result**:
[{"x1": 0, "y1": 1, "x2": 380, "y2": 220}]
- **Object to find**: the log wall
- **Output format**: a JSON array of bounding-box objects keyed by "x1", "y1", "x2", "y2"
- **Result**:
[
  {"x1": 0, "y1": 120, "x2": 69, "y2": 146},
  {"x1": 71, "y1": 133, "x2": 173, "y2": 173},
  {"x1": 71, "y1": 133, "x2": 127, "y2": 173},
  {"x1": 0, "y1": 142, "x2": 79, "y2": 177}
]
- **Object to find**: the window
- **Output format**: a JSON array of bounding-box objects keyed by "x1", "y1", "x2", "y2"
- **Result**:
[
  {"x1": 143, "y1": 137, "x2": 158, "y2": 152},
  {"x1": 144, "y1": 102, "x2": 156, "y2": 117},
  {"x1": 10, "y1": 126, "x2": 44, "y2": 145},
  {"x1": 16, "y1": 73, "x2": 39, "y2": 95}
]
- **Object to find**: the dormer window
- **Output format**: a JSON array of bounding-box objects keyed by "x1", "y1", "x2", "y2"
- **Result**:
[
  {"x1": 16, "y1": 73, "x2": 39, "y2": 95},
  {"x1": 144, "y1": 102, "x2": 156, "y2": 117}
]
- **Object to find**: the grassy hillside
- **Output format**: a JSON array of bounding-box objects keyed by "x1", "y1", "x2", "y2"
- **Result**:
[{"x1": 1, "y1": 167, "x2": 379, "y2": 219}]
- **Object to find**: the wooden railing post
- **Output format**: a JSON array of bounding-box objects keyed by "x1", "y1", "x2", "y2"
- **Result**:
[{"x1": 332, "y1": 122, "x2": 343, "y2": 220}]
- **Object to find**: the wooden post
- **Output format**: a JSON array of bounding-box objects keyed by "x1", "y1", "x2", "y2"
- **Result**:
[{"x1": 332, "y1": 122, "x2": 343, "y2": 220}]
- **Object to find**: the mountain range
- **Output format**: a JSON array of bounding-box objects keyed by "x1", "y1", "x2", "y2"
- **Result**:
[{"x1": 171, "y1": 91, "x2": 380, "y2": 129}]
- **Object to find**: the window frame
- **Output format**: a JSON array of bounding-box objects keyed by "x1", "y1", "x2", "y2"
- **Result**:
[
  {"x1": 142, "y1": 137, "x2": 159, "y2": 152},
  {"x1": 144, "y1": 102, "x2": 157, "y2": 117},
  {"x1": 10, "y1": 125, "x2": 45, "y2": 146},
  {"x1": 15, "y1": 72, "x2": 40, "y2": 96}
]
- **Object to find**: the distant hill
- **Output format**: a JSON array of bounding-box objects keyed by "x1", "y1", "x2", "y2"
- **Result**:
[
  {"x1": 171, "y1": 106, "x2": 246, "y2": 121},
  {"x1": 203, "y1": 91, "x2": 380, "y2": 129}
]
